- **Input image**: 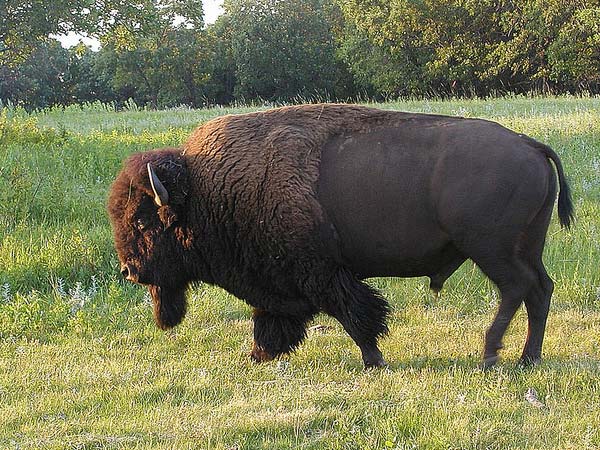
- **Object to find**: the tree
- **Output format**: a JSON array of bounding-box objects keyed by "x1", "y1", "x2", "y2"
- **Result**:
[
  {"x1": 204, "y1": 16, "x2": 237, "y2": 105},
  {"x1": 224, "y1": 0, "x2": 353, "y2": 102},
  {"x1": 0, "y1": 40, "x2": 71, "y2": 108},
  {"x1": 337, "y1": 1, "x2": 429, "y2": 97},
  {"x1": 0, "y1": 0, "x2": 98, "y2": 65},
  {"x1": 94, "y1": 0, "x2": 209, "y2": 108},
  {"x1": 67, "y1": 45, "x2": 116, "y2": 104},
  {"x1": 336, "y1": 0, "x2": 596, "y2": 97},
  {"x1": 96, "y1": 27, "x2": 221, "y2": 108},
  {"x1": 484, "y1": 0, "x2": 585, "y2": 93},
  {"x1": 1, "y1": 0, "x2": 209, "y2": 106},
  {"x1": 0, "y1": 41, "x2": 116, "y2": 109},
  {"x1": 549, "y1": 7, "x2": 600, "y2": 91},
  {"x1": 97, "y1": 0, "x2": 204, "y2": 51},
  {"x1": 336, "y1": 0, "x2": 502, "y2": 97}
]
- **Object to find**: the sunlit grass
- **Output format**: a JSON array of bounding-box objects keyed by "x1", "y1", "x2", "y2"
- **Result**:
[{"x1": 1, "y1": 96, "x2": 599, "y2": 448}]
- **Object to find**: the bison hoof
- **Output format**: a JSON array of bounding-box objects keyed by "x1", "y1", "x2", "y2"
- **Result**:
[
  {"x1": 364, "y1": 358, "x2": 388, "y2": 370},
  {"x1": 518, "y1": 355, "x2": 541, "y2": 367},
  {"x1": 250, "y1": 344, "x2": 275, "y2": 363},
  {"x1": 480, "y1": 355, "x2": 499, "y2": 369}
]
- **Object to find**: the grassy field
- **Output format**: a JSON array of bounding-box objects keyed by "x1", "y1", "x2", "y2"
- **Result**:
[{"x1": 1, "y1": 96, "x2": 599, "y2": 449}]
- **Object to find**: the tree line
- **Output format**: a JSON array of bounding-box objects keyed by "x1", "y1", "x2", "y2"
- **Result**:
[{"x1": 1, "y1": 0, "x2": 599, "y2": 110}]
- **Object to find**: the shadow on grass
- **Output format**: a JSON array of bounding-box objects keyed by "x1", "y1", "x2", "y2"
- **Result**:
[
  {"x1": 384, "y1": 353, "x2": 600, "y2": 374},
  {"x1": 388, "y1": 355, "x2": 480, "y2": 372},
  {"x1": 321, "y1": 351, "x2": 600, "y2": 374}
]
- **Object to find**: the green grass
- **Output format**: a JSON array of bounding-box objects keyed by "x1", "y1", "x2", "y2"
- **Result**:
[{"x1": 1, "y1": 96, "x2": 600, "y2": 449}]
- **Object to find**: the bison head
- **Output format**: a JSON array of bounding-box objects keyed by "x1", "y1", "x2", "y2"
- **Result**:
[{"x1": 107, "y1": 149, "x2": 193, "y2": 330}]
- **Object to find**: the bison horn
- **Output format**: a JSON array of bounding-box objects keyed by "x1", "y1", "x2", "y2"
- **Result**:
[{"x1": 147, "y1": 163, "x2": 169, "y2": 206}]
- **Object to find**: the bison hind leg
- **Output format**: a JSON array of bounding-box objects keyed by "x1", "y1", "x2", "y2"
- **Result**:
[
  {"x1": 251, "y1": 308, "x2": 314, "y2": 362},
  {"x1": 468, "y1": 253, "x2": 536, "y2": 368},
  {"x1": 520, "y1": 262, "x2": 553, "y2": 366},
  {"x1": 519, "y1": 200, "x2": 556, "y2": 366},
  {"x1": 321, "y1": 268, "x2": 390, "y2": 368}
]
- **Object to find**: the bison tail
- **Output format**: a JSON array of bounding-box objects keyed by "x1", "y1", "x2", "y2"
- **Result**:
[
  {"x1": 556, "y1": 169, "x2": 575, "y2": 229},
  {"x1": 522, "y1": 136, "x2": 575, "y2": 229}
]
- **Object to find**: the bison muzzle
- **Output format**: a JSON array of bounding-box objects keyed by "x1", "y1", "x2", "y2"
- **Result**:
[{"x1": 107, "y1": 104, "x2": 573, "y2": 369}]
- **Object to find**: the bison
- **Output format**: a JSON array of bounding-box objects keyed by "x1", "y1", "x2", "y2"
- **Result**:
[{"x1": 107, "y1": 104, "x2": 573, "y2": 369}]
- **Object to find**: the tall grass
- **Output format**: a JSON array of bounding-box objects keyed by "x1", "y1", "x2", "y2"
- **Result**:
[{"x1": 1, "y1": 96, "x2": 599, "y2": 449}]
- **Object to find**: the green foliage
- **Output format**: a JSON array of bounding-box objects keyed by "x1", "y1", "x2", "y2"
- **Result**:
[
  {"x1": 337, "y1": 0, "x2": 597, "y2": 97},
  {"x1": 94, "y1": 17, "x2": 241, "y2": 108},
  {"x1": 3, "y1": 0, "x2": 600, "y2": 107},
  {"x1": 0, "y1": 41, "x2": 116, "y2": 110},
  {"x1": 485, "y1": 0, "x2": 582, "y2": 92},
  {"x1": 224, "y1": 0, "x2": 355, "y2": 101},
  {"x1": 549, "y1": 7, "x2": 600, "y2": 90},
  {"x1": 1, "y1": 41, "x2": 71, "y2": 109},
  {"x1": 337, "y1": 0, "x2": 502, "y2": 96},
  {"x1": 205, "y1": 16, "x2": 238, "y2": 105},
  {"x1": 98, "y1": 0, "x2": 204, "y2": 48},
  {"x1": 0, "y1": 0, "x2": 98, "y2": 65},
  {"x1": 93, "y1": 0, "x2": 208, "y2": 108}
]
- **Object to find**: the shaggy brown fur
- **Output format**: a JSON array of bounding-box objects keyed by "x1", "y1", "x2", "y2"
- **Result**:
[{"x1": 107, "y1": 104, "x2": 573, "y2": 368}]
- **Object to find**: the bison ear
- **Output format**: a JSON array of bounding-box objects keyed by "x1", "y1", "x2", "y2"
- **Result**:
[{"x1": 147, "y1": 163, "x2": 169, "y2": 206}]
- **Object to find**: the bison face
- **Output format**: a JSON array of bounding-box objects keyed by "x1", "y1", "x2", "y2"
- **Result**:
[{"x1": 107, "y1": 149, "x2": 192, "y2": 330}]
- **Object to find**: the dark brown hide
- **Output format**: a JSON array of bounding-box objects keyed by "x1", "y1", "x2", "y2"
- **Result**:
[{"x1": 107, "y1": 104, "x2": 573, "y2": 368}]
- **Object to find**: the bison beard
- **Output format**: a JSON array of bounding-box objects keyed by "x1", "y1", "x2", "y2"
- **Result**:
[
  {"x1": 107, "y1": 104, "x2": 574, "y2": 370},
  {"x1": 148, "y1": 285, "x2": 187, "y2": 330}
]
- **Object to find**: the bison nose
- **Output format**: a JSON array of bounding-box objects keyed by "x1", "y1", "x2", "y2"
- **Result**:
[{"x1": 120, "y1": 265, "x2": 130, "y2": 278}]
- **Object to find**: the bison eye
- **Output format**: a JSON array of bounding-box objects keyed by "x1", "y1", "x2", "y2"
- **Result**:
[{"x1": 136, "y1": 218, "x2": 147, "y2": 231}]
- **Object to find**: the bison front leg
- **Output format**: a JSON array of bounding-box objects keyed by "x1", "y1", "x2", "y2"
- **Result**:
[
  {"x1": 322, "y1": 268, "x2": 390, "y2": 369},
  {"x1": 250, "y1": 309, "x2": 314, "y2": 363}
]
